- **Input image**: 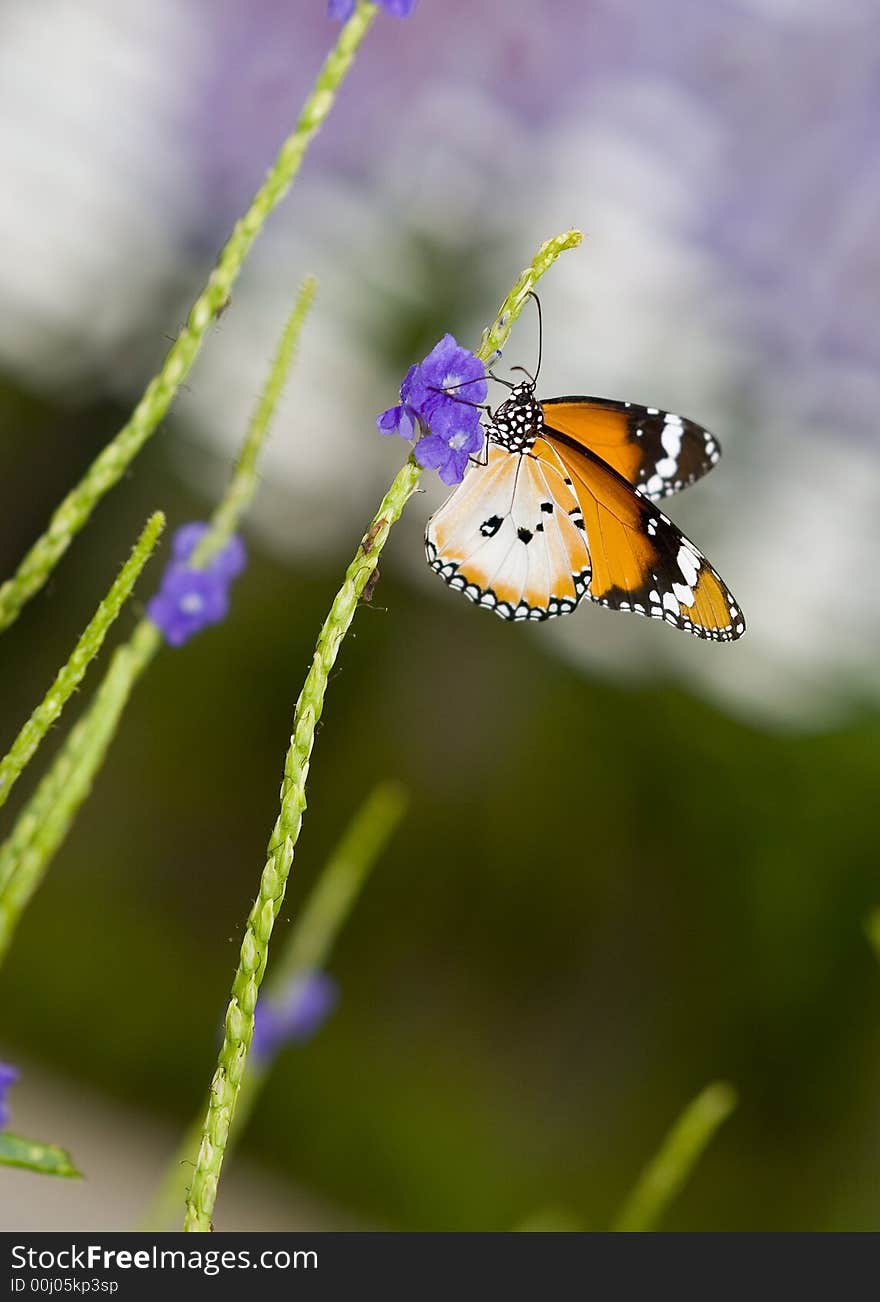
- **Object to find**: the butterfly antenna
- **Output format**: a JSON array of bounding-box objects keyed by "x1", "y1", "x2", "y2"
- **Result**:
[
  {"x1": 441, "y1": 376, "x2": 488, "y2": 393},
  {"x1": 427, "y1": 385, "x2": 490, "y2": 412},
  {"x1": 528, "y1": 290, "x2": 543, "y2": 383}
]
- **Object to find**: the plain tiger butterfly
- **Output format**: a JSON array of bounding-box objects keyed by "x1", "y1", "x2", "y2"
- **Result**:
[{"x1": 425, "y1": 302, "x2": 745, "y2": 642}]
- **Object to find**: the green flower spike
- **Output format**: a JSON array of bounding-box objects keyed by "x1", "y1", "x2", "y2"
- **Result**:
[
  {"x1": 0, "y1": 4, "x2": 374, "y2": 634},
  {"x1": 0, "y1": 512, "x2": 164, "y2": 813},
  {"x1": 182, "y1": 229, "x2": 583, "y2": 1232},
  {"x1": 140, "y1": 779, "x2": 407, "y2": 1231},
  {"x1": 0, "y1": 280, "x2": 316, "y2": 964}
]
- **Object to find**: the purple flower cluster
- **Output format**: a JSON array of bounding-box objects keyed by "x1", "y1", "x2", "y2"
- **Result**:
[
  {"x1": 0, "y1": 1061, "x2": 18, "y2": 1130},
  {"x1": 251, "y1": 971, "x2": 338, "y2": 1062},
  {"x1": 377, "y1": 334, "x2": 487, "y2": 485},
  {"x1": 328, "y1": 0, "x2": 417, "y2": 21},
  {"x1": 147, "y1": 523, "x2": 246, "y2": 648}
]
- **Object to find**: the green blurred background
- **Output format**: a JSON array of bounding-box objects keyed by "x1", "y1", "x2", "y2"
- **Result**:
[{"x1": 1, "y1": 0, "x2": 879, "y2": 1231}]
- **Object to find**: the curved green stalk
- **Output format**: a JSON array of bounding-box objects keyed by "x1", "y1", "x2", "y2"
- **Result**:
[
  {"x1": 612, "y1": 1081, "x2": 737, "y2": 1232},
  {"x1": 0, "y1": 281, "x2": 316, "y2": 960},
  {"x1": 0, "y1": 513, "x2": 164, "y2": 813},
  {"x1": 182, "y1": 228, "x2": 584, "y2": 1232},
  {"x1": 139, "y1": 779, "x2": 407, "y2": 1232},
  {"x1": 0, "y1": 5, "x2": 375, "y2": 634}
]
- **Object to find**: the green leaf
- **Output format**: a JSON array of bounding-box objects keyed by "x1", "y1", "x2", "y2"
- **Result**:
[{"x1": 0, "y1": 1131, "x2": 81, "y2": 1178}]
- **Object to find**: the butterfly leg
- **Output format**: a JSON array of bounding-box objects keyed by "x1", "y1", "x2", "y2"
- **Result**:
[{"x1": 469, "y1": 429, "x2": 490, "y2": 467}]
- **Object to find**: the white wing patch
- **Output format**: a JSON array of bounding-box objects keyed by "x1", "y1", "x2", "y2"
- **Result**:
[{"x1": 425, "y1": 445, "x2": 591, "y2": 621}]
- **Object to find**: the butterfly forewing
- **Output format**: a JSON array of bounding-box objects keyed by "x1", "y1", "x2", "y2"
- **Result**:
[{"x1": 540, "y1": 396, "x2": 720, "y2": 501}]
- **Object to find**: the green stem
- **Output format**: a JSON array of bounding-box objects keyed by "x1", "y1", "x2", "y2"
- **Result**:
[
  {"x1": 194, "y1": 276, "x2": 317, "y2": 567},
  {"x1": 139, "y1": 779, "x2": 407, "y2": 1232},
  {"x1": 0, "y1": 281, "x2": 316, "y2": 960},
  {"x1": 612, "y1": 1081, "x2": 737, "y2": 1232},
  {"x1": 0, "y1": 513, "x2": 164, "y2": 813},
  {"x1": 182, "y1": 228, "x2": 584, "y2": 1232},
  {"x1": 0, "y1": 624, "x2": 157, "y2": 902},
  {"x1": 476, "y1": 229, "x2": 584, "y2": 364},
  {"x1": 0, "y1": 6, "x2": 375, "y2": 634},
  {"x1": 268, "y1": 779, "x2": 408, "y2": 983},
  {"x1": 0, "y1": 620, "x2": 161, "y2": 959}
]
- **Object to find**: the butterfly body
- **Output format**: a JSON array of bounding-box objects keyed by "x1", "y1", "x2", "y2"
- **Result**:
[
  {"x1": 425, "y1": 379, "x2": 745, "y2": 641},
  {"x1": 487, "y1": 382, "x2": 545, "y2": 453}
]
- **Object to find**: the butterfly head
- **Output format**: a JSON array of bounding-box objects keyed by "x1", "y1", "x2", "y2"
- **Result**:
[{"x1": 489, "y1": 379, "x2": 543, "y2": 453}]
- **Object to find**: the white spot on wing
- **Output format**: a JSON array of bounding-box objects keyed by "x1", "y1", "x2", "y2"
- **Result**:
[{"x1": 677, "y1": 545, "x2": 700, "y2": 589}]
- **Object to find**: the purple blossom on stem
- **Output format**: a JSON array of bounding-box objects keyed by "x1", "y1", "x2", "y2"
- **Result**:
[
  {"x1": 328, "y1": 0, "x2": 417, "y2": 21},
  {"x1": 171, "y1": 522, "x2": 246, "y2": 579},
  {"x1": 0, "y1": 1062, "x2": 19, "y2": 1130},
  {"x1": 147, "y1": 523, "x2": 247, "y2": 647},
  {"x1": 251, "y1": 971, "x2": 338, "y2": 1062},
  {"x1": 376, "y1": 333, "x2": 487, "y2": 485}
]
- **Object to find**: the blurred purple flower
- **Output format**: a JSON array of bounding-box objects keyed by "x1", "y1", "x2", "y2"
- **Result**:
[
  {"x1": 171, "y1": 522, "x2": 246, "y2": 580},
  {"x1": 252, "y1": 971, "x2": 338, "y2": 1062},
  {"x1": 376, "y1": 333, "x2": 486, "y2": 484},
  {"x1": 147, "y1": 523, "x2": 246, "y2": 647},
  {"x1": 328, "y1": 0, "x2": 417, "y2": 20},
  {"x1": 0, "y1": 1062, "x2": 19, "y2": 1129}
]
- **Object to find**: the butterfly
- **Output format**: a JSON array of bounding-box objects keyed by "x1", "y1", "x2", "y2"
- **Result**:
[{"x1": 425, "y1": 325, "x2": 744, "y2": 642}]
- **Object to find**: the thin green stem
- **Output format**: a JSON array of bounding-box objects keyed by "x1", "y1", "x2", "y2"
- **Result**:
[
  {"x1": 476, "y1": 230, "x2": 584, "y2": 365},
  {"x1": 267, "y1": 779, "x2": 407, "y2": 983},
  {"x1": 0, "y1": 623, "x2": 158, "y2": 903},
  {"x1": 0, "y1": 513, "x2": 164, "y2": 813},
  {"x1": 182, "y1": 228, "x2": 584, "y2": 1232},
  {"x1": 0, "y1": 620, "x2": 160, "y2": 960},
  {"x1": 139, "y1": 779, "x2": 407, "y2": 1232},
  {"x1": 194, "y1": 276, "x2": 317, "y2": 567},
  {"x1": 0, "y1": 6, "x2": 375, "y2": 634},
  {"x1": 612, "y1": 1082, "x2": 737, "y2": 1232},
  {"x1": 0, "y1": 282, "x2": 316, "y2": 960}
]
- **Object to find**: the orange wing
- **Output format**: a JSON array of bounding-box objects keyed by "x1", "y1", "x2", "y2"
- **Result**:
[
  {"x1": 540, "y1": 396, "x2": 721, "y2": 501},
  {"x1": 533, "y1": 432, "x2": 745, "y2": 641}
]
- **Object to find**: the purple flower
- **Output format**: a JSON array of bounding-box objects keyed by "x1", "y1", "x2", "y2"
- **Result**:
[
  {"x1": 171, "y1": 522, "x2": 246, "y2": 580},
  {"x1": 328, "y1": 0, "x2": 417, "y2": 20},
  {"x1": 252, "y1": 971, "x2": 338, "y2": 1062},
  {"x1": 414, "y1": 424, "x2": 485, "y2": 486},
  {"x1": 147, "y1": 522, "x2": 247, "y2": 647},
  {"x1": 0, "y1": 1062, "x2": 19, "y2": 1130},
  {"x1": 376, "y1": 333, "x2": 487, "y2": 485}
]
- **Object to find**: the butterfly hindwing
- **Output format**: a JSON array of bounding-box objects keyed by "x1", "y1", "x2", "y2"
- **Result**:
[
  {"x1": 533, "y1": 432, "x2": 745, "y2": 641},
  {"x1": 425, "y1": 445, "x2": 591, "y2": 620},
  {"x1": 540, "y1": 396, "x2": 720, "y2": 501}
]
